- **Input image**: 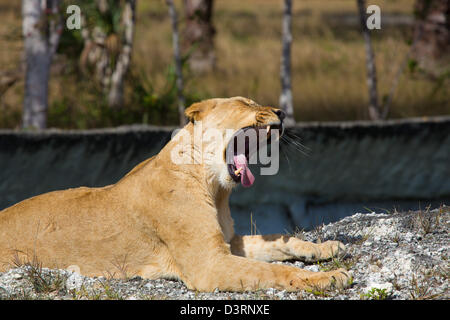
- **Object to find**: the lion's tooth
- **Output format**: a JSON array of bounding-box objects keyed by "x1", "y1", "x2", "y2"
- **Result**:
[
  {"x1": 266, "y1": 125, "x2": 271, "y2": 133},
  {"x1": 234, "y1": 168, "x2": 242, "y2": 176}
]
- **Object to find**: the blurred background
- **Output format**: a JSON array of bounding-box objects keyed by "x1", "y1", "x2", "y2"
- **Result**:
[
  {"x1": 0, "y1": 0, "x2": 449, "y2": 233},
  {"x1": 0, "y1": 0, "x2": 448, "y2": 129}
]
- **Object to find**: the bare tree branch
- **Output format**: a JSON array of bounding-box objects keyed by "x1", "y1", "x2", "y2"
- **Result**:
[
  {"x1": 357, "y1": 0, "x2": 382, "y2": 121},
  {"x1": 167, "y1": 0, "x2": 187, "y2": 126},
  {"x1": 108, "y1": 0, "x2": 137, "y2": 108},
  {"x1": 411, "y1": 0, "x2": 449, "y2": 76},
  {"x1": 182, "y1": 0, "x2": 216, "y2": 73},
  {"x1": 279, "y1": 0, "x2": 295, "y2": 126},
  {"x1": 381, "y1": 27, "x2": 424, "y2": 119},
  {"x1": 22, "y1": 0, "x2": 62, "y2": 129}
]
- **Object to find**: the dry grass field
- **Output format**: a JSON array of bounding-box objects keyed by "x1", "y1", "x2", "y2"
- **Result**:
[{"x1": 0, "y1": 0, "x2": 448, "y2": 128}]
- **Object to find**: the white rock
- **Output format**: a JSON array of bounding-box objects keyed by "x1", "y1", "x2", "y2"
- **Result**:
[
  {"x1": 12, "y1": 273, "x2": 23, "y2": 280},
  {"x1": 144, "y1": 282, "x2": 154, "y2": 289},
  {"x1": 404, "y1": 232, "x2": 414, "y2": 242},
  {"x1": 304, "y1": 265, "x2": 320, "y2": 272},
  {"x1": 266, "y1": 288, "x2": 275, "y2": 295},
  {"x1": 276, "y1": 290, "x2": 287, "y2": 298},
  {"x1": 368, "y1": 265, "x2": 380, "y2": 273},
  {"x1": 66, "y1": 272, "x2": 84, "y2": 290}
]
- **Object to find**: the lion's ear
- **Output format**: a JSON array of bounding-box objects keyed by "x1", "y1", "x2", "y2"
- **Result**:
[
  {"x1": 185, "y1": 99, "x2": 216, "y2": 122},
  {"x1": 184, "y1": 102, "x2": 203, "y2": 122}
]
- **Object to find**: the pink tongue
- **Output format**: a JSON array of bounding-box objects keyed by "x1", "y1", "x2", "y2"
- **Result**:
[{"x1": 233, "y1": 154, "x2": 255, "y2": 187}]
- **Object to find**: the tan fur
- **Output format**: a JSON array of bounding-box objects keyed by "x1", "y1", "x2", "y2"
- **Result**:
[{"x1": 0, "y1": 97, "x2": 350, "y2": 292}]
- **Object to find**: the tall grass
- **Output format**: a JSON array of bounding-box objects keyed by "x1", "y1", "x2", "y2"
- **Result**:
[{"x1": 0, "y1": 0, "x2": 448, "y2": 128}]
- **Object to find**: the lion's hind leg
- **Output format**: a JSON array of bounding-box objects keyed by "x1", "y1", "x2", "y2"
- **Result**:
[{"x1": 137, "y1": 244, "x2": 184, "y2": 282}]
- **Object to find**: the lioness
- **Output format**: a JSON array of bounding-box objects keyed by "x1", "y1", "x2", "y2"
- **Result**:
[{"x1": 0, "y1": 97, "x2": 350, "y2": 292}]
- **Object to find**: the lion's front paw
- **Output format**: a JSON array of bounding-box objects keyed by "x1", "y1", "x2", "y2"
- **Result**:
[
  {"x1": 290, "y1": 239, "x2": 346, "y2": 262},
  {"x1": 304, "y1": 268, "x2": 352, "y2": 291},
  {"x1": 286, "y1": 268, "x2": 352, "y2": 291},
  {"x1": 317, "y1": 240, "x2": 346, "y2": 260}
]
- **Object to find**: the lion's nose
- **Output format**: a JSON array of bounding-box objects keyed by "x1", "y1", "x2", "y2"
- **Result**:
[{"x1": 273, "y1": 109, "x2": 286, "y2": 121}]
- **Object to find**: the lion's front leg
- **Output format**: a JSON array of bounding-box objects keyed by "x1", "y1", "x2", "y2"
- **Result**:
[
  {"x1": 187, "y1": 254, "x2": 351, "y2": 292},
  {"x1": 166, "y1": 234, "x2": 350, "y2": 292},
  {"x1": 230, "y1": 234, "x2": 345, "y2": 262}
]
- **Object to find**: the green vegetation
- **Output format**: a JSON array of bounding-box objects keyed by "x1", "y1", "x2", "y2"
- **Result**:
[
  {"x1": 362, "y1": 287, "x2": 390, "y2": 300},
  {"x1": 0, "y1": 0, "x2": 448, "y2": 129}
]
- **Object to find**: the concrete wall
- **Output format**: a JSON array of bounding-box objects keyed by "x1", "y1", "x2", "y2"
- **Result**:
[{"x1": 1, "y1": 117, "x2": 449, "y2": 234}]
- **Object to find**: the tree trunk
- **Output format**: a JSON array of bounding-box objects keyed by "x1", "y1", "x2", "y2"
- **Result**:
[
  {"x1": 411, "y1": 0, "x2": 449, "y2": 76},
  {"x1": 22, "y1": 0, "x2": 62, "y2": 129},
  {"x1": 79, "y1": 0, "x2": 137, "y2": 109},
  {"x1": 357, "y1": 0, "x2": 381, "y2": 121},
  {"x1": 182, "y1": 0, "x2": 216, "y2": 73},
  {"x1": 107, "y1": 0, "x2": 137, "y2": 108},
  {"x1": 279, "y1": 0, "x2": 295, "y2": 126},
  {"x1": 167, "y1": 0, "x2": 187, "y2": 126}
]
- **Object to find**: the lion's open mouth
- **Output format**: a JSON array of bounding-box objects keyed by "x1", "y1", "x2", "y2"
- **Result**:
[{"x1": 226, "y1": 123, "x2": 283, "y2": 187}]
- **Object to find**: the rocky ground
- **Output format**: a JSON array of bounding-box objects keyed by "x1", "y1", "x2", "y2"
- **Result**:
[{"x1": 0, "y1": 206, "x2": 448, "y2": 300}]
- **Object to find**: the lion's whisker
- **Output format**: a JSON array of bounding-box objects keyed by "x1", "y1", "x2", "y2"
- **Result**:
[
  {"x1": 284, "y1": 131, "x2": 311, "y2": 151},
  {"x1": 280, "y1": 143, "x2": 292, "y2": 172},
  {"x1": 280, "y1": 135, "x2": 310, "y2": 157}
]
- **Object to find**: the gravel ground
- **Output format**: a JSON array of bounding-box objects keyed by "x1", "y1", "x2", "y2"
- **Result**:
[{"x1": 0, "y1": 207, "x2": 448, "y2": 300}]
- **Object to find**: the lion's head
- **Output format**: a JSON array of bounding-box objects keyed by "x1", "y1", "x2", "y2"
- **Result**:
[{"x1": 180, "y1": 96, "x2": 285, "y2": 190}]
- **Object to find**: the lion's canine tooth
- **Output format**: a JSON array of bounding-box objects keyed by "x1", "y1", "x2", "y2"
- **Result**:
[
  {"x1": 266, "y1": 125, "x2": 271, "y2": 133},
  {"x1": 234, "y1": 168, "x2": 242, "y2": 176}
]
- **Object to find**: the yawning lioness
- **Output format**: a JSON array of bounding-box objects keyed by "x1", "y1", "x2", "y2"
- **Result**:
[{"x1": 0, "y1": 97, "x2": 350, "y2": 292}]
